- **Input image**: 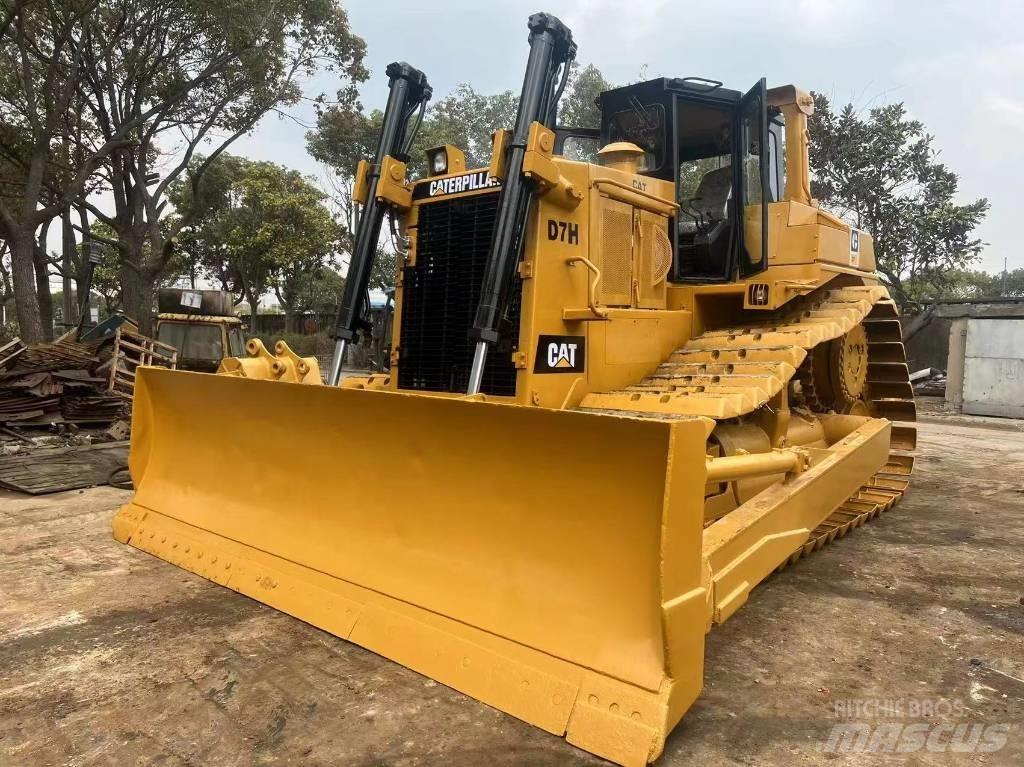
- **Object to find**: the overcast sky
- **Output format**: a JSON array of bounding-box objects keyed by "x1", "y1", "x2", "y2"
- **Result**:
[{"x1": 230, "y1": 0, "x2": 1022, "y2": 274}]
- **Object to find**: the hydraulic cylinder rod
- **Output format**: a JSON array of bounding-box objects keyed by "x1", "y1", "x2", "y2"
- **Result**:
[
  {"x1": 466, "y1": 13, "x2": 575, "y2": 394},
  {"x1": 329, "y1": 62, "x2": 431, "y2": 386},
  {"x1": 705, "y1": 448, "x2": 811, "y2": 483}
]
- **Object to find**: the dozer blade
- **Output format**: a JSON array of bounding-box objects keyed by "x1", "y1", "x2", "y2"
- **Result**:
[{"x1": 113, "y1": 367, "x2": 716, "y2": 766}]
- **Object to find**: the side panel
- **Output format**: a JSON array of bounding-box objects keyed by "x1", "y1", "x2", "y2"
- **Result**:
[
  {"x1": 749, "y1": 201, "x2": 877, "y2": 273},
  {"x1": 514, "y1": 160, "x2": 691, "y2": 410}
]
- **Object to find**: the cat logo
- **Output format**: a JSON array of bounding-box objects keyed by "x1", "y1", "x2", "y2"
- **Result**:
[
  {"x1": 534, "y1": 334, "x2": 585, "y2": 374},
  {"x1": 850, "y1": 228, "x2": 861, "y2": 267},
  {"x1": 411, "y1": 170, "x2": 501, "y2": 200},
  {"x1": 548, "y1": 342, "x2": 578, "y2": 368}
]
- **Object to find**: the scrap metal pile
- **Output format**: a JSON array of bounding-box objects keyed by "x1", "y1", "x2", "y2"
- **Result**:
[
  {"x1": 0, "y1": 320, "x2": 178, "y2": 433},
  {"x1": 911, "y1": 367, "x2": 947, "y2": 397}
]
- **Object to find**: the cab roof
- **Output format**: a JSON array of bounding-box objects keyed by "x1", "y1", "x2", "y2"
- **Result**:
[{"x1": 157, "y1": 313, "x2": 242, "y2": 324}]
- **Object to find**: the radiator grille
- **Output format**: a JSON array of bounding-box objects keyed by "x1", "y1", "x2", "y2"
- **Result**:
[
  {"x1": 397, "y1": 192, "x2": 521, "y2": 396},
  {"x1": 597, "y1": 199, "x2": 633, "y2": 306}
]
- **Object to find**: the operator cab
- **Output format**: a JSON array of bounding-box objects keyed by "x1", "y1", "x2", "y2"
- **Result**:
[{"x1": 559, "y1": 76, "x2": 785, "y2": 283}]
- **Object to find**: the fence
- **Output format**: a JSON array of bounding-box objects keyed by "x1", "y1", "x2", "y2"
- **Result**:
[{"x1": 241, "y1": 312, "x2": 335, "y2": 336}]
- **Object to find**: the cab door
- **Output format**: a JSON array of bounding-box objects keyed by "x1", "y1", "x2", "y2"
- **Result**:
[{"x1": 733, "y1": 78, "x2": 770, "y2": 278}]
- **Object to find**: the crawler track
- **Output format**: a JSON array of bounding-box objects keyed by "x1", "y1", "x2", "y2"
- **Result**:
[{"x1": 580, "y1": 283, "x2": 917, "y2": 562}]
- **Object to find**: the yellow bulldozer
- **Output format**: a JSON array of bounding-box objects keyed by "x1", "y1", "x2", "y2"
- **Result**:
[{"x1": 113, "y1": 12, "x2": 915, "y2": 766}]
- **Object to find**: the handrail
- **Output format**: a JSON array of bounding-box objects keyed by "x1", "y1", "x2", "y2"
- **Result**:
[
  {"x1": 566, "y1": 256, "x2": 608, "y2": 319},
  {"x1": 593, "y1": 178, "x2": 679, "y2": 216}
]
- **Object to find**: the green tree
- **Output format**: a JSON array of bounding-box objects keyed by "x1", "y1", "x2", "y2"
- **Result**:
[
  {"x1": 269, "y1": 172, "x2": 346, "y2": 332},
  {"x1": 369, "y1": 248, "x2": 396, "y2": 293},
  {"x1": 168, "y1": 154, "x2": 252, "y2": 289},
  {"x1": 171, "y1": 156, "x2": 343, "y2": 333},
  {"x1": 902, "y1": 267, "x2": 1024, "y2": 301},
  {"x1": 67, "y1": 0, "x2": 366, "y2": 333},
  {"x1": 996, "y1": 268, "x2": 1024, "y2": 297},
  {"x1": 308, "y1": 64, "x2": 612, "y2": 293},
  {"x1": 1, "y1": 0, "x2": 294, "y2": 341},
  {"x1": 310, "y1": 63, "x2": 612, "y2": 178},
  {"x1": 559, "y1": 63, "x2": 610, "y2": 128},
  {"x1": 311, "y1": 84, "x2": 519, "y2": 178},
  {"x1": 307, "y1": 101, "x2": 380, "y2": 247},
  {"x1": 288, "y1": 266, "x2": 344, "y2": 317},
  {"x1": 1, "y1": 2, "x2": 96, "y2": 342},
  {"x1": 808, "y1": 94, "x2": 989, "y2": 307},
  {"x1": 557, "y1": 63, "x2": 611, "y2": 162},
  {"x1": 416, "y1": 85, "x2": 518, "y2": 169}
]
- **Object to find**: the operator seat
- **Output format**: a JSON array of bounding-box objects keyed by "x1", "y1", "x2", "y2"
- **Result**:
[{"x1": 678, "y1": 166, "x2": 732, "y2": 235}]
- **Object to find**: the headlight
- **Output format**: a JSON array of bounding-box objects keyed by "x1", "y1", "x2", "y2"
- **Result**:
[
  {"x1": 425, "y1": 145, "x2": 465, "y2": 176},
  {"x1": 429, "y1": 149, "x2": 447, "y2": 175}
]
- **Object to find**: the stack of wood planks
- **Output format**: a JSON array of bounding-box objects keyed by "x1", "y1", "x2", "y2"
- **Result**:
[{"x1": 0, "y1": 322, "x2": 177, "y2": 431}]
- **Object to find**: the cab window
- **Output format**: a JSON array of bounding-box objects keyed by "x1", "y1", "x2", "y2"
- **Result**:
[
  {"x1": 679, "y1": 154, "x2": 731, "y2": 200},
  {"x1": 767, "y1": 111, "x2": 785, "y2": 202},
  {"x1": 228, "y1": 327, "x2": 246, "y2": 357},
  {"x1": 741, "y1": 112, "x2": 764, "y2": 204},
  {"x1": 606, "y1": 102, "x2": 666, "y2": 173},
  {"x1": 560, "y1": 135, "x2": 601, "y2": 163},
  {"x1": 157, "y1": 322, "x2": 224, "y2": 361}
]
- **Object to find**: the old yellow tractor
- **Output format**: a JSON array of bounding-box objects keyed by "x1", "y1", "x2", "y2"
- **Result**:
[{"x1": 113, "y1": 12, "x2": 914, "y2": 766}]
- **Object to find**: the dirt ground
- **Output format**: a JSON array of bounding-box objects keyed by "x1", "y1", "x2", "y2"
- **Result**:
[{"x1": 1, "y1": 408, "x2": 1022, "y2": 766}]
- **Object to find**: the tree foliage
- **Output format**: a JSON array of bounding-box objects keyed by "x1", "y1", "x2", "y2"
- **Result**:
[
  {"x1": 310, "y1": 61, "x2": 611, "y2": 176},
  {"x1": 0, "y1": 0, "x2": 110, "y2": 341},
  {"x1": 557, "y1": 63, "x2": 610, "y2": 162},
  {"x1": 309, "y1": 85, "x2": 518, "y2": 180},
  {"x1": 416, "y1": 86, "x2": 518, "y2": 170},
  {"x1": 902, "y1": 267, "x2": 1024, "y2": 302},
  {"x1": 286, "y1": 265, "x2": 344, "y2": 317},
  {"x1": 808, "y1": 94, "x2": 990, "y2": 306},
  {"x1": 308, "y1": 62, "x2": 612, "y2": 290},
  {"x1": 171, "y1": 154, "x2": 343, "y2": 332},
  {"x1": 559, "y1": 63, "x2": 609, "y2": 128},
  {"x1": 68, "y1": 0, "x2": 366, "y2": 333}
]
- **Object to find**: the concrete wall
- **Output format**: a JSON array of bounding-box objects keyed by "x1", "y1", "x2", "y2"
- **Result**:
[
  {"x1": 904, "y1": 316, "x2": 953, "y2": 372},
  {"x1": 961, "y1": 318, "x2": 1024, "y2": 418},
  {"x1": 945, "y1": 318, "x2": 968, "y2": 411},
  {"x1": 902, "y1": 300, "x2": 1024, "y2": 374}
]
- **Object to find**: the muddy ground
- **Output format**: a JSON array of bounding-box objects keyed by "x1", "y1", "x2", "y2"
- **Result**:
[{"x1": 1, "y1": 410, "x2": 1022, "y2": 766}]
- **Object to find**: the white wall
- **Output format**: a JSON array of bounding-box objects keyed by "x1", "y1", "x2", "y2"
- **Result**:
[{"x1": 962, "y1": 318, "x2": 1024, "y2": 418}]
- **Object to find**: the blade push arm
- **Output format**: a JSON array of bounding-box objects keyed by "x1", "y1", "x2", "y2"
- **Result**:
[{"x1": 329, "y1": 62, "x2": 431, "y2": 386}]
